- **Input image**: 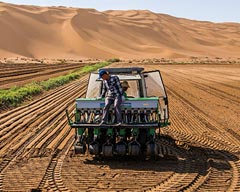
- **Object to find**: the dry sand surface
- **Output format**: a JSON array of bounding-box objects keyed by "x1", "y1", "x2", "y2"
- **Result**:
[
  {"x1": 0, "y1": 2, "x2": 240, "y2": 59},
  {"x1": 0, "y1": 61, "x2": 239, "y2": 191}
]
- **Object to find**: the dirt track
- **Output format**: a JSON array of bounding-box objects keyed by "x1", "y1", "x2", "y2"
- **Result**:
[{"x1": 0, "y1": 62, "x2": 240, "y2": 191}]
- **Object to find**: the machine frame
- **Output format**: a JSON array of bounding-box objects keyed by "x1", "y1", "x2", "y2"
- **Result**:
[{"x1": 66, "y1": 67, "x2": 170, "y2": 157}]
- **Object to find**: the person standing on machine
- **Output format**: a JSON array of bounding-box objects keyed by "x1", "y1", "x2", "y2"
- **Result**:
[{"x1": 98, "y1": 69, "x2": 123, "y2": 126}]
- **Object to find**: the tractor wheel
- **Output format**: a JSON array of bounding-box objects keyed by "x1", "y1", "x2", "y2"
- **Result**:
[
  {"x1": 128, "y1": 143, "x2": 141, "y2": 156},
  {"x1": 146, "y1": 143, "x2": 159, "y2": 157},
  {"x1": 116, "y1": 143, "x2": 127, "y2": 156},
  {"x1": 102, "y1": 145, "x2": 113, "y2": 157},
  {"x1": 89, "y1": 142, "x2": 100, "y2": 155},
  {"x1": 74, "y1": 144, "x2": 86, "y2": 154}
]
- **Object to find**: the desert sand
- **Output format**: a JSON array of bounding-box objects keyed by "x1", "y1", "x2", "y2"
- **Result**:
[{"x1": 0, "y1": 2, "x2": 240, "y2": 59}]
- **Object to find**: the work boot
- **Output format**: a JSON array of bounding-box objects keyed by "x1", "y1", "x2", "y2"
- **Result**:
[
  {"x1": 99, "y1": 121, "x2": 106, "y2": 126},
  {"x1": 116, "y1": 122, "x2": 122, "y2": 126}
]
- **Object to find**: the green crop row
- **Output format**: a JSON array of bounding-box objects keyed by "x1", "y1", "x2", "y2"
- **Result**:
[{"x1": 0, "y1": 61, "x2": 112, "y2": 109}]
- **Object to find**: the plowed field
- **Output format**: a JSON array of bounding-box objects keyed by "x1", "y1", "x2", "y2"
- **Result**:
[
  {"x1": 0, "y1": 62, "x2": 239, "y2": 192},
  {"x1": 0, "y1": 61, "x2": 96, "y2": 89}
]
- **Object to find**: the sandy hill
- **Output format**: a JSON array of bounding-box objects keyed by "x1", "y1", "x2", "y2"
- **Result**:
[{"x1": 0, "y1": 2, "x2": 240, "y2": 59}]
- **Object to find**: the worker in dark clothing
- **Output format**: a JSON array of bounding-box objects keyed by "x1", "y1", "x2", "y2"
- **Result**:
[
  {"x1": 121, "y1": 81, "x2": 130, "y2": 98},
  {"x1": 98, "y1": 69, "x2": 123, "y2": 126}
]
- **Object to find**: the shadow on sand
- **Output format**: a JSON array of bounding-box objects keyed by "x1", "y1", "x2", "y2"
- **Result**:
[{"x1": 82, "y1": 135, "x2": 239, "y2": 175}]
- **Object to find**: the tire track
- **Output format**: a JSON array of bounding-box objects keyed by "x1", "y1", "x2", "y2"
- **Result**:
[
  {"x1": 162, "y1": 71, "x2": 240, "y2": 150},
  {"x1": 37, "y1": 135, "x2": 74, "y2": 191},
  {"x1": 168, "y1": 90, "x2": 240, "y2": 153}
]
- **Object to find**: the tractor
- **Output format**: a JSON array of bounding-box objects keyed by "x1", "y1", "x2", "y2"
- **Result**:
[{"x1": 66, "y1": 67, "x2": 170, "y2": 157}]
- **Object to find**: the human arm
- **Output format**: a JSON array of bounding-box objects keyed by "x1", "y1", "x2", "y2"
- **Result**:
[{"x1": 100, "y1": 81, "x2": 107, "y2": 98}]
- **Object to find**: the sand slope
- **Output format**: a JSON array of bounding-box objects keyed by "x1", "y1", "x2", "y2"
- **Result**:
[{"x1": 0, "y1": 2, "x2": 240, "y2": 59}]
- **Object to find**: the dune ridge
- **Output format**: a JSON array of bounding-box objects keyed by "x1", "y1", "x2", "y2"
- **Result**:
[{"x1": 0, "y1": 2, "x2": 240, "y2": 59}]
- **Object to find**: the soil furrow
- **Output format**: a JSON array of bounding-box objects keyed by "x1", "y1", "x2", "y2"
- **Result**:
[{"x1": 1, "y1": 63, "x2": 240, "y2": 191}]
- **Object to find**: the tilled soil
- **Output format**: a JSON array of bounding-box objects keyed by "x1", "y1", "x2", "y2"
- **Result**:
[
  {"x1": 0, "y1": 62, "x2": 239, "y2": 191},
  {"x1": 0, "y1": 61, "x2": 97, "y2": 89}
]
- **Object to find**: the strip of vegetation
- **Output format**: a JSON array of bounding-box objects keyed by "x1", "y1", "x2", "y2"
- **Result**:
[
  {"x1": 0, "y1": 61, "x2": 112, "y2": 109},
  {"x1": 40, "y1": 61, "x2": 111, "y2": 90}
]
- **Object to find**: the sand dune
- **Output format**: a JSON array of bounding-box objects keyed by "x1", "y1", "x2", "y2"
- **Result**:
[{"x1": 0, "y1": 2, "x2": 240, "y2": 59}]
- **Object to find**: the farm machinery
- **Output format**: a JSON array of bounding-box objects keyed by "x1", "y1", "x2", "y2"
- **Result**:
[{"x1": 66, "y1": 67, "x2": 170, "y2": 157}]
